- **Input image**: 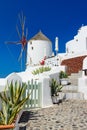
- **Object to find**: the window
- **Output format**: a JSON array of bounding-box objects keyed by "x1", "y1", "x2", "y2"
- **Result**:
[
  {"x1": 30, "y1": 41, "x2": 32, "y2": 45},
  {"x1": 31, "y1": 46, "x2": 34, "y2": 50},
  {"x1": 76, "y1": 39, "x2": 78, "y2": 41}
]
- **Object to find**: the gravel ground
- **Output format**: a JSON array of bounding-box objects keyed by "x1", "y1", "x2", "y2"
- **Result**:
[{"x1": 19, "y1": 100, "x2": 87, "y2": 130}]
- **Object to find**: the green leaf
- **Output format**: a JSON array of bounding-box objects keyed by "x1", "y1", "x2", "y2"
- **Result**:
[{"x1": 0, "y1": 81, "x2": 30, "y2": 125}]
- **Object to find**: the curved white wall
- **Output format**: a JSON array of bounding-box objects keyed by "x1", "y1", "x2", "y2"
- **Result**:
[
  {"x1": 66, "y1": 26, "x2": 87, "y2": 54},
  {"x1": 83, "y1": 56, "x2": 87, "y2": 70},
  {"x1": 66, "y1": 40, "x2": 76, "y2": 53},
  {"x1": 26, "y1": 40, "x2": 52, "y2": 68}
]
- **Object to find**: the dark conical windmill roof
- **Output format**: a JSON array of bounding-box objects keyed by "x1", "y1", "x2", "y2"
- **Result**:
[{"x1": 29, "y1": 31, "x2": 51, "y2": 42}]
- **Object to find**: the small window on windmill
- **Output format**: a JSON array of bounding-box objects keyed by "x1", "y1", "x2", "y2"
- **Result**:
[
  {"x1": 76, "y1": 39, "x2": 78, "y2": 42},
  {"x1": 31, "y1": 46, "x2": 34, "y2": 50},
  {"x1": 30, "y1": 41, "x2": 32, "y2": 45}
]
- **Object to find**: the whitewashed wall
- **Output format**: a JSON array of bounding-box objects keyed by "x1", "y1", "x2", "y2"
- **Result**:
[
  {"x1": 78, "y1": 77, "x2": 87, "y2": 99},
  {"x1": 0, "y1": 66, "x2": 66, "y2": 108},
  {"x1": 78, "y1": 56, "x2": 87, "y2": 99},
  {"x1": 39, "y1": 76, "x2": 53, "y2": 107},
  {"x1": 26, "y1": 40, "x2": 52, "y2": 68},
  {"x1": 66, "y1": 26, "x2": 87, "y2": 54}
]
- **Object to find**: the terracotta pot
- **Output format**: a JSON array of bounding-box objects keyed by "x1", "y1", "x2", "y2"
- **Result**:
[{"x1": 0, "y1": 124, "x2": 15, "y2": 129}]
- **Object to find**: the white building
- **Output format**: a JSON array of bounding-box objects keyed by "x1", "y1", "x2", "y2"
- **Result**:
[
  {"x1": 66, "y1": 25, "x2": 87, "y2": 54},
  {"x1": 26, "y1": 31, "x2": 52, "y2": 68},
  {"x1": 1, "y1": 25, "x2": 87, "y2": 107}
]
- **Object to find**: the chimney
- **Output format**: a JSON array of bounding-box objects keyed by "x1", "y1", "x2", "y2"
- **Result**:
[{"x1": 55, "y1": 37, "x2": 58, "y2": 55}]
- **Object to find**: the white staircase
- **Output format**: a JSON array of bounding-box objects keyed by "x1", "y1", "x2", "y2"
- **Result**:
[
  {"x1": 68, "y1": 71, "x2": 82, "y2": 86},
  {"x1": 62, "y1": 85, "x2": 84, "y2": 100},
  {"x1": 61, "y1": 71, "x2": 85, "y2": 100}
]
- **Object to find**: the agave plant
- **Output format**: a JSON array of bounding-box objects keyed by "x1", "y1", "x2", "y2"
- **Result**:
[
  {"x1": 0, "y1": 81, "x2": 29, "y2": 125},
  {"x1": 50, "y1": 78, "x2": 63, "y2": 96}
]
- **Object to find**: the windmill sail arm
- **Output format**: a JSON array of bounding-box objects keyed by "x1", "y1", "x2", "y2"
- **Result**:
[
  {"x1": 26, "y1": 28, "x2": 28, "y2": 39},
  {"x1": 22, "y1": 16, "x2": 26, "y2": 38},
  {"x1": 5, "y1": 41, "x2": 21, "y2": 44},
  {"x1": 18, "y1": 12, "x2": 26, "y2": 38},
  {"x1": 16, "y1": 25, "x2": 21, "y2": 39},
  {"x1": 18, "y1": 48, "x2": 24, "y2": 61}
]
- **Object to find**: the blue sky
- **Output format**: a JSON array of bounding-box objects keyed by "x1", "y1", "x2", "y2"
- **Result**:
[{"x1": 0, "y1": 0, "x2": 87, "y2": 77}]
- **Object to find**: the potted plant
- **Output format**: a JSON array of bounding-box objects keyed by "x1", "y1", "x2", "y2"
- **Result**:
[
  {"x1": 0, "y1": 81, "x2": 30, "y2": 129},
  {"x1": 59, "y1": 71, "x2": 69, "y2": 85},
  {"x1": 50, "y1": 78, "x2": 64, "y2": 104}
]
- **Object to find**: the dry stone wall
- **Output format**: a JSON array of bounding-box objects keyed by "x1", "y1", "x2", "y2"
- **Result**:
[{"x1": 61, "y1": 55, "x2": 87, "y2": 75}]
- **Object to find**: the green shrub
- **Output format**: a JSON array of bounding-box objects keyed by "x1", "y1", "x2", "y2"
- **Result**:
[
  {"x1": 32, "y1": 66, "x2": 51, "y2": 75},
  {"x1": 59, "y1": 71, "x2": 68, "y2": 79}
]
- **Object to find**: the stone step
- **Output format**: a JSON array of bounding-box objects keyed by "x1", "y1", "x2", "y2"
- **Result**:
[
  {"x1": 65, "y1": 92, "x2": 84, "y2": 100},
  {"x1": 60, "y1": 92, "x2": 84, "y2": 100},
  {"x1": 62, "y1": 85, "x2": 78, "y2": 92},
  {"x1": 68, "y1": 76, "x2": 78, "y2": 86},
  {"x1": 61, "y1": 85, "x2": 84, "y2": 100},
  {"x1": 62, "y1": 90, "x2": 78, "y2": 93},
  {"x1": 70, "y1": 71, "x2": 82, "y2": 77},
  {"x1": 68, "y1": 71, "x2": 82, "y2": 86}
]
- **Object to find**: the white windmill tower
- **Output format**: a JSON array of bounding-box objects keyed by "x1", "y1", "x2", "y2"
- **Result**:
[{"x1": 26, "y1": 31, "x2": 52, "y2": 68}]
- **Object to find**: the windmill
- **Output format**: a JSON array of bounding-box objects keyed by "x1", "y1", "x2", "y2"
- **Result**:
[{"x1": 6, "y1": 12, "x2": 28, "y2": 70}]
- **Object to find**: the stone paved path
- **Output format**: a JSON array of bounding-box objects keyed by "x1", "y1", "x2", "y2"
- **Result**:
[{"x1": 25, "y1": 100, "x2": 87, "y2": 130}]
